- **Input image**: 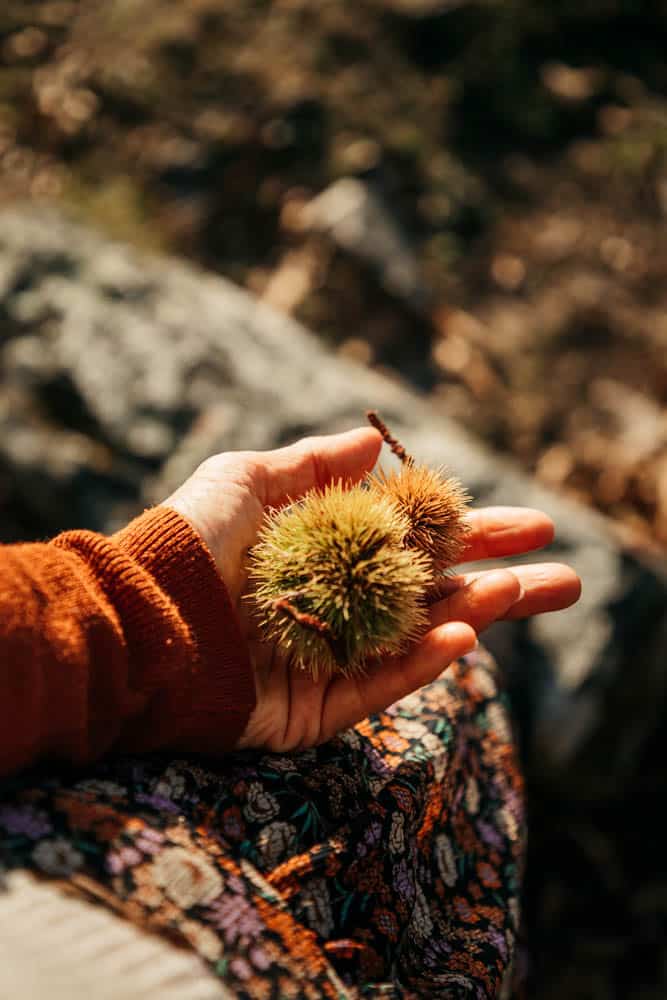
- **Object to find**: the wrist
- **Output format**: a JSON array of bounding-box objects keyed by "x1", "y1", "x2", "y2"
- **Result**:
[{"x1": 111, "y1": 506, "x2": 256, "y2": 752}]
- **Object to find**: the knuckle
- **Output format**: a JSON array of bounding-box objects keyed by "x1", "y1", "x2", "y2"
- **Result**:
[{"x1": 196, "y1": 451, "x2": 258, "y2": 485}]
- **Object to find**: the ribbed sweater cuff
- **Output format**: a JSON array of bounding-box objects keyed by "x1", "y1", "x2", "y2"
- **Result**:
[{"x1": 112, "y1": 506, "x2": 256, "y2": 752}]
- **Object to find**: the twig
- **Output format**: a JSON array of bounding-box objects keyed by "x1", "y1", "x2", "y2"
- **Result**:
[
  {"x1": 273, "y1": 595, "x2": 347, "y2": 668},
  {"x1": 366, "y1": 410, "x2": 414, "y2": 466},
  {"x1": 273, "y1": 597, "x2": 332, "y2": 636}
]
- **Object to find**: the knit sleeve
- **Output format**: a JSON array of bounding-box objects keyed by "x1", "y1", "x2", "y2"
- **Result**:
[{"x1": 0, "y1": 507, "x2": 256, "y2": 778}]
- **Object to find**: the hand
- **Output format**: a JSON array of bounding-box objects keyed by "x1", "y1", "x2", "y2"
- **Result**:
[{"x1": 165, "y1": 427, "x2": 581, "y2": 752}]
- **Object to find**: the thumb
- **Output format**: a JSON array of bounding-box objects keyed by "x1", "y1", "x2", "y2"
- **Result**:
[
  {"x1": 320, "y1": 622, "x2": 477, "y2": 740},
  {"x1": 256, "y1": 426, "x2": 383, "y2": 507}
]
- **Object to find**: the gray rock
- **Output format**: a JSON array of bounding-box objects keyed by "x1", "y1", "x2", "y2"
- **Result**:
[
  {"x1": 303, "y1": 179, "x2": 430, "y2": 314},
  {"x1": 1, "y1": 204, "x2": 666, "y2": 792}
]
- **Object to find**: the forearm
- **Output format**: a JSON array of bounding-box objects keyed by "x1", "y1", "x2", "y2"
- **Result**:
[{"x1": 0, "y1": 508, "x2": 255, "y2": 778}]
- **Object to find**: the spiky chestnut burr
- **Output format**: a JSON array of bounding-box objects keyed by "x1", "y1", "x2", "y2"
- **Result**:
[
  {"x1": 248, "y1": 482, "x2": 433, "y2": 678},
  {"x1": 366, "y1": 411, "x2": 472, "y2": 574}
]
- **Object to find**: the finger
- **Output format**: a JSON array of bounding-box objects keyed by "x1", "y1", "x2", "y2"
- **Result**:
[
  {"x1": 461, "y1": 507, "x2": 555, "y2": 563},
  {"x1": 450, "y1": 562, "x2": 581, "y2": 619},
  {"x1": 499, "y1": 562, "x2": 581, "y2": 619},
  {"x1": 321, "y1": 622, "x2": 476, "y2": 739},
  {"x1": 429, "y1": 569, "x2": 523, "y2": 632},
  {"x1": 255, "y1": 427, "x2": 382, "y2": 507}
]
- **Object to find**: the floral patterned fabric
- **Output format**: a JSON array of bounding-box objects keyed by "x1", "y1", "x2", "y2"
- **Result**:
[{"x1": 0, "y1": 648, "x2": 524, "y2": 999}]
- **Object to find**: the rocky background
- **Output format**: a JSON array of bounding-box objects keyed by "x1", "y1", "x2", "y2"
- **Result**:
[
  {"x1": 2, "y1": 2, "x2": 667, "y2": 997},
  {"x1": 3, "y1": 0, "x2": 667, "y2": 549}
]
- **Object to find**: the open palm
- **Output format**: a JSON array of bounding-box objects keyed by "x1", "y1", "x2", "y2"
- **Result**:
[{"x1": 165, "y1": 427, "x2": 581, "y2": 752}]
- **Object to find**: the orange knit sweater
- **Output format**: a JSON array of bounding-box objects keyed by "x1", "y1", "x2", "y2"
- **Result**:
[{"x1": 0, "y1": 507, "x2": 256, "y2": 779}]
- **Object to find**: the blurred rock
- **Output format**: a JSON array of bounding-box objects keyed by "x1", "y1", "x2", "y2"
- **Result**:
[
  {"x1": 303, "y1": 178, "x2": 430, "y2": 315},
  {"x1": 541, "y1": 63, "x2": 603, "y2": 103},
  {"x1": 379, "y1": 0, "x2": 472, "y2": 15},
  {"x1": 1, "y1": 206, "x2": 666, "y2": 802}
]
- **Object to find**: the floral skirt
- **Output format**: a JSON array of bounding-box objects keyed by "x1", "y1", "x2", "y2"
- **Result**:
[{"x1": 0, "y1": 647, "x2": 524, "y2": 1000}]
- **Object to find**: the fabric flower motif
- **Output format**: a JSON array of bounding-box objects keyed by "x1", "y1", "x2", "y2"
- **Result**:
[
  {"x1": 367, "y1": 775, "x2": 390, "y2": 798},
  {"x1": 410, "y1": 883, "x2": 434, "y2": 942},
  {"x1": 229, "y1": 956, "x2": 253, "y2": 981},
  {"x1": 336, "y1": 728, "x2": 362, "y2": 750},
  {"x1": 106, "y1": 844, "x2": 142, "y2": 874},
  {"x1": 363, "y1": 743, "x2": 393, "y2": 777},
  {"x1": 374, "y1": 907, "x2": 399, "y2": 941},
  {"x1": 74, "y1": 779, "x2": 126, "y2": 798},
  {"x1": 388, "y1": 812, "x2": 405, "y2": 855},
  {"x1": 478, "y1": 861, "x2": 501, "y2": 890},
  {"x1": 256, "y1": 820, "x2": 297, "y2": 869},
  {"x1": 486, "y1": 702, "x2": 512, "y2": 744},
  {"x1": 379, "y1": 730, "x2": 409, "y2": 755},
  {"x1": 207, "y1": 891, "x2": 265, "y2": 944},
  {"x1": 129, "y1": 862, "x2": 166, "y2": 909},
  {"x1": 151, "y1": 846, "x2": 224, "y2": 909},
  {"x1": 239, "y1": 859, "x2": 285, "y2": 905},
  {"x1": 0, "y1": 804, "x2": 52, "y2": 839},
  {"x1": 32, "y1": 837, "x2": 83, "y2": 876},
  {"x1": 435, "y1": 832, "x2": 458, "y2": 888},
  {"x1": 180, "y1": 918, "x2": 223, "y2": 962},
  {"x1": 476, "y1": 818, "x2": 504, "y2": 850},
  {"x1": 258, "y1": 756, "x2": 298, "y2": 774},
  {"x1": 249, "y1": 946, "x2": 271, "y2": 971},
  {"x1": 393, "y1": 717, "x2": 428, "y2": 741},
  {"x1": 221, "y1": 805, "x2": 245, "y2": 841},
  {"x1": 391, "y1": 784, "x2": 416, "y2": 817},
  {"x1": 421, "y1": 731, "x2": 449, "y2": 783},
  {"x1": 465, "y1": 776, "x2": 480, "y2": 815},
  {"x1": 394, "y1": 690, "x2": 425, "y2": 715},
  {"x1": 135, "y1": 827, "x2": 165, "y2": 855},
  {"x1": 496, "y1": 803, "x2": 520, "y2": 842},
  {"x1": 153, "y1": 766, "x2": 187, "y2": 801},
  {"x1": 393, "y1": 858, "x2": 415, "y2": 902},
  {"x1": 243, "y1": 784, "x2": 280, "y2": 824},
  {"x1": 134, "y1": 791, "x2": 181, "y2": 814},
  {"x1": 163, "y1": 823, "x2": 194, "y2": 848},
  {"x1": 468, "y1": 667, "x2": 498, "y2": 700},
  {"x1": 299, "y1": 877, "x2": 334, "y2": 938},
  {"x1": 364, "y1": 821, "x2": 383, "y2": 847}
]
